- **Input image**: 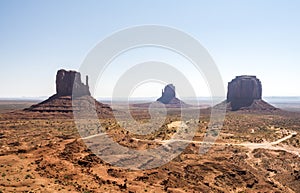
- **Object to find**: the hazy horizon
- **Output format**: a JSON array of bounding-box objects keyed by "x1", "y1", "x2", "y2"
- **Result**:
[{"x1": 1, "y1": 96, "x2": 300, "y2": 101}]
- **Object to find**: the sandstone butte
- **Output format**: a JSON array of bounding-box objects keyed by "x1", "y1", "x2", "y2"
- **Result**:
[
  {"x1": 215, "y1": 75, "x2": 277, "y2": 111},
  {"x1": 25, "y1": 69, "x2": 112, "y2": 117}
]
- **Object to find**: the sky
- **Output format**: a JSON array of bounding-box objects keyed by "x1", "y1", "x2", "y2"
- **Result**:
[{"x1": 1, "y1": 0, "x2": 300, "y2": 99}]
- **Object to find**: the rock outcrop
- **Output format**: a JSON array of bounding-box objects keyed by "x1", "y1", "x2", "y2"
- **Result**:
[
  {"x1": 227, "y1": 76, "x2": 262, "y2": 101},
  {"x1": 227, "y1": 76, "x2": 262, "y2": 110},
  {"x1": 157, "y1": 84, "x2": 176, "y2": 104},
  {"x1": 25, "y1": 69, "x2": 112, "y2": 117},
  {"x1": 156, "y1": 84, "x2": 187, "y2": 107},
  {"x1": 132, "y1": 84, "x2": 189, "y2": 109},
  {"x1": 56, "y1": 69, "x2": 90, "y2": 97},
  {"x1": 215, "y1": 75, "x2": 277, "y2": 111}
]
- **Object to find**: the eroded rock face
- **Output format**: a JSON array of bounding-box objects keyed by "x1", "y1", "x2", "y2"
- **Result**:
[
  {"x1": 157, "y1": 84, "x2": 176, "y2": 104},
  {"x1": 227, "y1": 76, "x2": 262, "y2": 110},
  {"x1": 214, "y1": 75, "x2": 276, "y2": 111},
  {"x1": 56, "y1": 69, "x2": 90, "y2": 97},
  {"x1": 155, "y1": 84, "x2": 189, "y2": 108},
  {"x1": 25, "y1": 69, "x2": 112, "y2": 116}
]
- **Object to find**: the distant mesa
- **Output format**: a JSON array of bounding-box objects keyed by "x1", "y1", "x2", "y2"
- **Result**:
[
  {"x1": 131, "y1": 83, "x2": 189, "y2": 108},
  {"x1": 156, "y1": 84, "x2": 188, "y2": 107},
  {"x1": 25, "y1": 69, "x2": 111, "y2": 116},
  {"x1": 216, "y1": 75, "x2": 277, "y2": 111}
]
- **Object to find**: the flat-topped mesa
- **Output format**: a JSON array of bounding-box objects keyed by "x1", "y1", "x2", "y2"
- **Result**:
[
  {"x1": 56, "y1": 69, "x2": 90, "y2": 97},
  {"x1": 227, "y1": 75, "x2": 262, "y2": 101},
  {"x1": 224, "y1": 75, "x2": 276, "y2": 111},
  {"x1": 157, "y1": 84, "x2": 176, "y2": 104},
  {"x1": 227, "y1": 75, "x2": 262, "y2": 110}
]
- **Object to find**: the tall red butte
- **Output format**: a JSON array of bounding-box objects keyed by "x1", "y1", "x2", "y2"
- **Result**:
[
  {"x1": 25, "y1": 69, "x2": 112, "y2": 117},
  {"x1": 216, "y1": 75, "x2": 277, "y2": 111}
]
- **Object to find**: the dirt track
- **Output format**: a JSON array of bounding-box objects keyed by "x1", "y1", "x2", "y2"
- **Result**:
[{"x1": 129, "y1": 121, "x2": 300, "y2": 157}]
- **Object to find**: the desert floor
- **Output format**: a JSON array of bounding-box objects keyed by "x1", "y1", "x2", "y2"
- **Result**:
[{"x1": 0, "y1": 102, "x2": 300, "y2": 193}]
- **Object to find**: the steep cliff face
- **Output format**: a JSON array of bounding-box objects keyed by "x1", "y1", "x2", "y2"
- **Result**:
[
  {"x1": 156, "y1": 84, "x2": 189, "y2": 108},
  {"x1": 227, "y1": 76, "x2": 262, "y2": 101},
  {"x1": 227, "y1": 76, "x2": 262, "y2": 110},
  {"x1": 25, "y1": 69, "x2": 111, "y2": 116},
  {"x1": 214, "y1": 75, "x2": 276, "y2": 111},
  {"x1": 56, "y1": 69, "x2": 90, "y2": 97},
  {"x1": 157, "y1": 84, "x2": 176, "y2": 104}
]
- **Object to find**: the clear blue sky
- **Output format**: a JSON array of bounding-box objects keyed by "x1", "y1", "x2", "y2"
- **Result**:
[{"x1": 1, "y1": 0, "x2": 300, "y2": 98}]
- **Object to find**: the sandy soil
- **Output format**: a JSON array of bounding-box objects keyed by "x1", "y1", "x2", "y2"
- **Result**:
[{"x1": 0, "y1": 106, "x2": 300, "y2": 192}]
